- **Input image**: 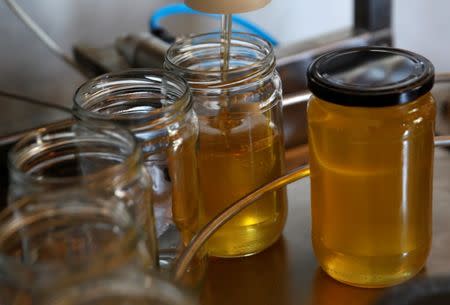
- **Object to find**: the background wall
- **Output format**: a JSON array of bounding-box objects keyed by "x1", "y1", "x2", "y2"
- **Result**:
[
  {"x1": 393, "y1": 0, "x2": 450, "y2": 72},
  {"x1": 0, "y1": 0, "x2": 449, "y2": 110}
]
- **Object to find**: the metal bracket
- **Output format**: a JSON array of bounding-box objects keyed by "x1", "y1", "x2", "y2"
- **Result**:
[{"x1": 354, "y1": 0, "x2": 391, "y2": 32}]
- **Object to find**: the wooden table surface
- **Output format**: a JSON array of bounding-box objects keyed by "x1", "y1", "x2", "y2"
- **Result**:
[{"x1": 199, "y1": 148, "x2": 450, "y2": 305}]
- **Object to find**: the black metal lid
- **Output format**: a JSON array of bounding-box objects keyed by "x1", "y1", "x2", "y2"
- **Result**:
[{"x1": 307, "y1": 47, "x2": 435, "y2": 107}]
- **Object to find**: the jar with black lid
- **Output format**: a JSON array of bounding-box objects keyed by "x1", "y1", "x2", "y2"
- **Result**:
[{"x1": 307, "y1": 47, "x2": 436, "y2": 287}]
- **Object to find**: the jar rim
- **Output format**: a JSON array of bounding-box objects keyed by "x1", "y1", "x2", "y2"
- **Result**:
[
  {"x1": 164, "y1": 32, "x2": 275, "y2": 89},
  {"x1": 72, "y1": 69, "x2": 192, "y2": 127},
  {"x1": 8, "y1": 120, "x2": 142, "y2": 187}
]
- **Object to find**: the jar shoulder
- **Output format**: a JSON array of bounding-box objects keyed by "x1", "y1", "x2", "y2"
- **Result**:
[{"x1": 308, "y1": 93, "x2": 436, "y2": 125}]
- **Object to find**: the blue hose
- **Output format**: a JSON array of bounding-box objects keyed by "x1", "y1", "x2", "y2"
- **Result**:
[{"x1": 149, "y1": 3, "x2": 279, "y2": 46}]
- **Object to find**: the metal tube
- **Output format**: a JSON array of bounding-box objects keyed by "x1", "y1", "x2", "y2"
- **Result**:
[{"x1": 221, "y1": 14, "x2": 232, "y2": 73}]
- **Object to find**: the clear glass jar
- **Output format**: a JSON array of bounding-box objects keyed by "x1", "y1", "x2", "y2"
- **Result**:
[
  {"x1": 307, "y1": 47, "x2": 436, "y2": 287},
  {"x1": 37, "y1": 267, "x2": 198, "y2": 305},
  {"x1": 0, "y1": 192, "x2": 151, "y2": 303},
  {"x1": 73, "y1": 70, "x2": 202, "y2": 278},
  {"x1": 165, "y1": 33, "x2": 288, "y2": 258},
  {"x1": 8, "y1": 121, "x2": 158, "y2": 268}
]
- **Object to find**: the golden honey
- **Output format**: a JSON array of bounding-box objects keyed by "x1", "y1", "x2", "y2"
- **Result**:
[
  {"x1": 308, "y1": 94, "x2": 435, "y2": 287},
  {"x1": 168, "y1": 132, "x2": 201, "y2": 245},
  {"x1": 197, "y1": 109, "x2": 287, "y2": 257}
]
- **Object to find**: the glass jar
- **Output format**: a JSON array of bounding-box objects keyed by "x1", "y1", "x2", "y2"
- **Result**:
[
  {"x1": 0, "y1": 192, "x2": 151, "y2": 303},
  {"x1": 37, "y1": 267, "x2": 198, "y2": 305},
  {"x1": 165, "y1": 33, "x2": 287, "y2": 258},
  {"x1": 73, "y1": 70, "x2": 202, "y2": 277},
  {"x1": 8, "y1": 121, "x2": 158, "y2": 268},
  {"x1": 307, "y1": 47, "x2": 436, "y2": 287}
]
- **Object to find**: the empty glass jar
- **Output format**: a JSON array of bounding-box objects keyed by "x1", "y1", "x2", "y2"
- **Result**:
[
  {"x1": 73, "y1": 70, "x2": 202, "y2": 276},
  {"x1": 0, "y1": 192, "x2": 151, "y2": 303},
  {"x1": 7, "y1": 121, "x2": 157, "y2": 267},
  {"x1": 165, "y1": 33, "x2": 288, "y2": 258},
  {"x1": 307, "y1": 47, "x2": 436, "y2": 287}
]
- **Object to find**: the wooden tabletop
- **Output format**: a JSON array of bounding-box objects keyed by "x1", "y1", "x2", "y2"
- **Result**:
[{"x1": 200, "y1": 148, "x2": 450, "y2": 305}]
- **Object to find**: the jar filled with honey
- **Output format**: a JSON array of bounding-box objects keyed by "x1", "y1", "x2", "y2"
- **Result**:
[
  {"x1": 165, "y1": 33, "x2": 288, "y2": 257},
  {"x1": 307, "y1": 47, "x2": 436, "y2": 287}
]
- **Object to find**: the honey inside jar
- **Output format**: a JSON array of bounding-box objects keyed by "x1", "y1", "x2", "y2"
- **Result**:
[
  {"x1": 198, "y1": 108, "x2": 287, "y2": 257},
  {"x1": 307, "y1": 47, "x2": 436, "y2": 287},
  {"x1": 168, "y1": 132, "x2": 201, "y2": 244},
  {"x1": 309, "y1": 94, "x2": 435, "y2": 287},
  {"x1": 165, "y1": 32, "x2": 288, "y2": 258}
]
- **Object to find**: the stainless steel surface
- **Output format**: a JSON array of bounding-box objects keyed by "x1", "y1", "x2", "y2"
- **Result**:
[
  {"x1": 200, "y1": 147, "x2": 450, "y2": 305},
  {"x1": 0, "y1": 97, "x2": 71, "y2": 146},
  {"x1": 73, "y1": 44, "x2": 129, "y2": 76},
  {"x1": 115, "y1": 33, "x2": 169, "y2": 68}
]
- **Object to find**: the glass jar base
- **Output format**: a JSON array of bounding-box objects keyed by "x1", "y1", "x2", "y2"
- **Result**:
[
  {"x1": 321, "y1": 265, "x2": 422, "y2": 288},
  {"x1": 313, "y1": 238, "x2": 430, "y2": 288},
  {"x1": 208, "y1": 223, "x2": 284, "y2": 258}
]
